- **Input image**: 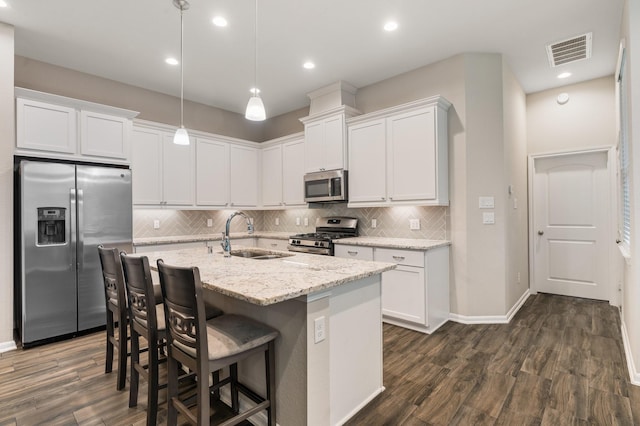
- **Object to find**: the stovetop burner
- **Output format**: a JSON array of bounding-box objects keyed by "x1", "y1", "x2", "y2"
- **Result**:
[{"x1": 288, "y1": 217, "x2": 358, "y2": 255}]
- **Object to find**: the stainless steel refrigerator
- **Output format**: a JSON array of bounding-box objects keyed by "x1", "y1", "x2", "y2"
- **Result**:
[{"x1": 16, "y1": 159, "x2": 132, "y2": 346}]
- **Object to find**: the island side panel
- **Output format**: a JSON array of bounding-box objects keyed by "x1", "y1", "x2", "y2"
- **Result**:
[
  {"x1": 203, "y1": 291, "x2": 308, "y2": 426},
  {"x1": 306, "y1": 292, "x2": 331, "y2": 426},
  {"x1": 329, "y1": 274, "x2": 384, "y2": 425}
]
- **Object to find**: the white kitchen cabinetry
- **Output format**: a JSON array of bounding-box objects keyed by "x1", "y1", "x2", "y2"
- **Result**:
[
  {"x1": 256, "y1": 238, "x2": 289, "y2": 251},
  {"x1": 261, "y1": 134, "x2": 306, "y2": 208},
  {"x1": 15, "y1": 88, "x2": 137, "y2": 164},
  {"x1": 131, "y1": 124, "x2": 194, "y2": 206},
  {"x1": 347, "y1": 96, "x2": 451, "y2": 207},
  {"x1": 334, "y1": 242, "x2": 450, "y2": 334},
  {"x1": 261, "y1": 144, "x2": 283, "y2": 207},
  {"x1": 196, "y1": 137, "x2": 229, "y2": 207},
  {"x1": 300, "y1": 106, "x2": 360, "y2": 173},
  {"x1": 229, "y1": 144, "x2": 259, "y2": 207},
  {"x1": 333, "y1": 244, "x2": 374, "y2": 261},
  {"x1": 376, "y1": 246, "x2": 449, "y2": 334}
]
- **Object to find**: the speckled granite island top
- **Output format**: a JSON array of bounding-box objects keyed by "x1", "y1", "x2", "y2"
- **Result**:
[
  {"x1": 334, "y1": 237, "x2": 451, "y2": 250},
  {"x1": 134, "y1": 232, "x2": 291, "y2": 247},
  {"x1": 141, "y1": 246, "x2": 396, "y2": 306}
]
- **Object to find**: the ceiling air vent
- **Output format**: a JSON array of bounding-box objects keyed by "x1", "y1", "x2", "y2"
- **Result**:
[{"x1": 546, "y1": 32, "x2": 592, "y2": 67}]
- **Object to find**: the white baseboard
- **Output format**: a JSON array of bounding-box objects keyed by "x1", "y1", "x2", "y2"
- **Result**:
[
  {"x1": 620, "y1": 319, "x2": 640, "y2": 386},
  {"x1": 449, "y1": 289, "x2": 530, "y2": 325},
  {"x1": 335, "y1": 386, "x2": 385, "y2": 426},
  {"x1": 0, "y1": 340, "x2": 17, "y2": 354}
]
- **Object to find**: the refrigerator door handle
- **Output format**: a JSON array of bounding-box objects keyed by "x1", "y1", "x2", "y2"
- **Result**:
[
  {"x1": 77, "y1": 189, "x2": 84, "y2": 271},
  {"x1": 70, "y1": 188, "x2": 77, "y2": 270}
]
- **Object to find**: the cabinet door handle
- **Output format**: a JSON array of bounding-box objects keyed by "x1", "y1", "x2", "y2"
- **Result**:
[
  {"x1": 392, "y1": 255, "x2": 405, "y2": 261},
  {"x1": 348, "y1": 251, "x2": 358, "y2": 256}
]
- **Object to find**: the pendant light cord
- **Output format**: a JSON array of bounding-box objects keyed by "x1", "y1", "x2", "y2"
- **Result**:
[
  {"x1": 180, "y1": 6, "x2": 185, "y2": 127},
  {"x1": 253, "y1": 0, "x2": 258, "y2": 95}
]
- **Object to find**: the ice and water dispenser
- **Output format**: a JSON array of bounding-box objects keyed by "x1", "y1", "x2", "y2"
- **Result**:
[{"x1": 37, "y1": 207, "x2": 66, "y2": 245}]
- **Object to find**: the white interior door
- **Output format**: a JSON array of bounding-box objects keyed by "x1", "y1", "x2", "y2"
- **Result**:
[{"x1": 532, "y1": 151, "x2": 611, "y2": 300}]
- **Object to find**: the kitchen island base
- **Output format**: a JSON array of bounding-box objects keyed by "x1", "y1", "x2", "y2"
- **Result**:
[{"x1": 202, "y1": 274, "x2": 383, "y2": 426}]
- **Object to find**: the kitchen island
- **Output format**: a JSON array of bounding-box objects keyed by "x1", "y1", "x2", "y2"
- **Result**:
[{"x1": 141, "y1": 246, "x2": 396, "y2": 426}]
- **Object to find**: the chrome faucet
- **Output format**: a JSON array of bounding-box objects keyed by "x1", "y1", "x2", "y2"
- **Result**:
[{"x1": 221, "y1": 211, "x2": 254, "y2": 257}]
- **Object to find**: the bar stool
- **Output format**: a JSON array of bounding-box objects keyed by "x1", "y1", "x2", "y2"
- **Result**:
[
  {"x1": 157, "y1": 259, "x2": 278, "y2": 426},
  {"x1": 97, "y1": 245, "x2": 129, "y2": 391},
  {"x1": 120, "y1": 253, "x2": 168, "y2": 426}
]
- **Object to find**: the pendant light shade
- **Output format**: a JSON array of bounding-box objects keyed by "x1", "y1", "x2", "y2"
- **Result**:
[
  {"x1": 245, "y1": 0, "x2": 266, "y2": 121},
  {"x1": 245, "y1": 95, "x2": 266, "y2": 121},
  {"x1": 173, "y1": 126, "x2": 190, "y2": 145},
  {"x1": 173, "y1": 0, "x2": 190, "y2": 144}
]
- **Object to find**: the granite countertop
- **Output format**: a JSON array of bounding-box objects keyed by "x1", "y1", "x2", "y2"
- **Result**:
[
  {"x1": 334, "y1": 237, "x2": 451, "y2": 250},
  {"x1": 141, "y1": 245, "x2": 396, "y2": 306},
  {"x1": 134, "y1": 231, "x2": 292, "y2": 246}
]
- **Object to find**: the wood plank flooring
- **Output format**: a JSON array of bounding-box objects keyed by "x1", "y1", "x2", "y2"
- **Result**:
[
  {"x1": 346, "y1": 293, "x2": 640, "y2": 425},
  {"x1": 0, "y1": 293, "x2": 638, "y2": 425}
]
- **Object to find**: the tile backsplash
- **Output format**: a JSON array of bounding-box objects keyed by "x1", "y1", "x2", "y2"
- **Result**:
[{"x1": 133, "y1": 205, "x2": 448, "y2": 240}]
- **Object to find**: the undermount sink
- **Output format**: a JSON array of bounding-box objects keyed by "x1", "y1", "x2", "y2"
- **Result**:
[{"x1": 227, "y1": 248, "x2": 295, "y2": 260}]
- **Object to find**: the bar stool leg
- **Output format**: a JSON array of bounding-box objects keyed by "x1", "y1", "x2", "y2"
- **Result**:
[
  {"x1": 147, "y1": 337, "x2": 160, "y2": 426},
  {"x1": 105, "y1": 310, "x2": 114, "y2": 374},
  {"x1": 230, "y1": 363, "x2": 239, "y2": 413},
  {"x1": 266, "y1": 341, "x2": 276, "y2": 426},
  {"x1": 129, "y1": 329, "x2": 140, "y2": 408},
  {"x1": 116, "y1": 317, "x2": 128, "y2": 390}
]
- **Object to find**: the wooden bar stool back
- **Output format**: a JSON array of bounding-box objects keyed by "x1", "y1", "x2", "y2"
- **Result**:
[
  {"x1": 120, "y1": 253, "x2": 166, "y2": 426},
  {"x1": 157, "y1": 259, "x2": 279, "y2": 426},
  {"x1": 97, "y1": 245, "x2": 129, "y2": 391}
]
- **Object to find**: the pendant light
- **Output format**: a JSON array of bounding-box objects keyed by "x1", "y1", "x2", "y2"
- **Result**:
[
  {"x1": 245, "y1": 0, "x2": 266, "y2": 121},
  {"x1": 173, "y1": 0, "x2": 190, "y2": 145}
]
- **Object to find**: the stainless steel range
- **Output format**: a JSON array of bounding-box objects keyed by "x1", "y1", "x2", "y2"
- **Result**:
[{"x1": 288, "y1": 217, "x2": 358, "y2": 255}]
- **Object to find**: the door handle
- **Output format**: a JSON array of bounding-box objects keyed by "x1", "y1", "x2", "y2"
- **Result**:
[
  {"x1": 77, "y1": 189, "x2": 84, "y2": 271},
  {"x1": 538, "y1": 230, "x2": 544, "y2": 236}
]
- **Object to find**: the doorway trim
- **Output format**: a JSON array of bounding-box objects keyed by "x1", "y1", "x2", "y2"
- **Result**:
[{"x1": 528, "y1": 146, "x2": 619, "y2": 305}]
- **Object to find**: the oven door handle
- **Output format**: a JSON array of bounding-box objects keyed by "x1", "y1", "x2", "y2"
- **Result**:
[{"x1": 287, "y1": 245, "x2": 331, "y2": 255}]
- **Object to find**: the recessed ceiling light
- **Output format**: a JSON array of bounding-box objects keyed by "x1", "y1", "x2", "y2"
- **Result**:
[
  {"x1": 165, "y1": 57, "x2": 179, "y2": 65},
  {"x1": 303, "y1": 61, "x2": 315, "y2": 70},
  {"x1": 0, "y1": 1, "x2": 8, "y2": 7},
  {"x1": 250, "y1": 88, "x2": 260, "y2": 95},
  {"x1": 212, "y1": 16, "x2": 228, "y2": 27},
  {"x1": 557, "y1": 72, "x2": 572, "y2": 79},
  {"x1": 384, "y1": 21, "x2": 398, "y2": 32}
]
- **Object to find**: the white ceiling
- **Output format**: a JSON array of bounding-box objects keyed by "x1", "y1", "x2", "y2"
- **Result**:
[{"x1": 0, "y1": 0, "x2": 625, "y2": 118}]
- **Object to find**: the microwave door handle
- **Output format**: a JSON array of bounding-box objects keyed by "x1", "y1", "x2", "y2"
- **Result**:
[{"x1": 328, "y1": 179, "x2": 332, "y2": 197}]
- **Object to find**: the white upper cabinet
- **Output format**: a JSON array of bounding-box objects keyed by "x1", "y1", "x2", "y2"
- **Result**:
[
  {"x1": 131, "y1": 123, "x2": 194, "y2": 206},
  {"x1": 80, "y1": 110, "x2": 130, "y2": 160},
  {"x1": 261, "y1": 144, "x2": 283, "y2": 207},
  {"x1": 15, "y1": 88, "x2": 138, "y2": 164},
  {"x1": 195, "y1": 137, "x2": 229, "y2": 207},
  {"x1": 300, "y1": 106, "x2": 359, "y2": 173},
  {"x1": 347, "y1": 96, "x2": 451, "y2": 207},
  {"x1": 17, "y1": 98, "x2": 77, "y2": 154},
  {"x1": 229, "y1": 144, "x2": 259, "y2": 207},
  {"x1": 282, "y1": 138, "x2": 305, "y2": 206},
  {"x1": 260, "y1": 135, "x2": 306, "y2": 208}
]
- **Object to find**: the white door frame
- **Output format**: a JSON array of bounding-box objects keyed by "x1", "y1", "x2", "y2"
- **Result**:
[{"x1": 528, "y1": 146, "x2": 620, "y2": 305}]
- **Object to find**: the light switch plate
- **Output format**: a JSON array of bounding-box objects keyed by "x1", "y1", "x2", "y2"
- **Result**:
[
  {"x1": 479, "y1": 196, "x2": 495, "y2": 209},
  {"x1": 296, "y1": 217, "x2": 301, "y2": 225},
  {"x1": 483, "y1": 212, "x2": 495, "y2": 224},
  {"x1": 206, "y1": 218, "x2": 213, "y2": 227},
  {"x1": 275, "y1": 218, "x2": 280, "y2": 226},
  {"x1": 153, "y1": 219, "x2": 160, "y2": 229},
  {"x1": 371, "y1": 218, "x2": 377, "y2": 228},
  {"x1": 304, "y1": 217, "x2": 309, "y2": 226}
]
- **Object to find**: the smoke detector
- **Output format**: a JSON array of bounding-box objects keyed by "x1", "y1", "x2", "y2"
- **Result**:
[{"x1": 546, "y1": 33, "x2": 592, "y2": 67}]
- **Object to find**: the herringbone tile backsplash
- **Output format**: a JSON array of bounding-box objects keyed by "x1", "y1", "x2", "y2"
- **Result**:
[{"x1": 134, "y1": 206, "x2": 448, "y2": 240}]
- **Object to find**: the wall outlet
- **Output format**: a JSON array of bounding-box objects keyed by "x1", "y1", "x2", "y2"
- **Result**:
[
  {"x1": 479, "y1": 196, "x2": 495, "y2": 209},
  {"x1": 206, "y1": 218, "x2": 213, "y2": 227},
  {"x1": 314, "y1": 316, "x2": 326, "y2": 343},
  {"x1": 153, "y1": 219, "x2": 160, "y2": 229},
  {"x1": 371, "y1": 218, "x2": 377, "y2": 228},
  {"x1": 296, "y1": 217, "x2": 301, "y2": 226},
  {"x1": 409, "y1": 219, "x2": 420, "y2": 230},
  {"x1": 275, "y1": 217, "x2": 280, "y2": 226},
  {"x1": 304, "y1": 217, "x2": 309, "y2": 226},
  {"x1": 482, "y1": 212, "x2": 495, "y2": 224}
]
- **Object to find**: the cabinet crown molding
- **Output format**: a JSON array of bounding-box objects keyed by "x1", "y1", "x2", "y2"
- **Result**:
[
  {"x1": 299, "y1": 105, "x2": 361, "y2": 124},
  {"x1": 15, "y1": 87, "x2": 139, "y2": 119},
  {"x1": 346, "y1": 96, "x2": 451, "y2": 125}
]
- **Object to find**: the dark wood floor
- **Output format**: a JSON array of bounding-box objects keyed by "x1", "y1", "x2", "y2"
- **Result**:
[
  {"x1": 0, "y1": 293, "x2": 638, "y2": 425},
  {"x1": 347, "y1": 293, "x2": 640, "y2": 425}
]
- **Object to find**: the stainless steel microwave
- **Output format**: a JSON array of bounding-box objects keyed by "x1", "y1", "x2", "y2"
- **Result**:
[{"x1": 304, "y1": 169, "x2": 348, "y2": 203}]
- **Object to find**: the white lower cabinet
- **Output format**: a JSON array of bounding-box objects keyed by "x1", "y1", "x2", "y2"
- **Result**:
[{"x1": 335, "y1": 243, "x2": 450, "y2": 334}]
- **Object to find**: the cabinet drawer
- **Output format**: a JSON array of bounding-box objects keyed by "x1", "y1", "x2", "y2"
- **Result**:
[
  {"x1": 375, "y1": 248, "x2": 424, "y2": 267},
  {"x1": 334, "y1": 245, "x2": 374, "y2": 261}
]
